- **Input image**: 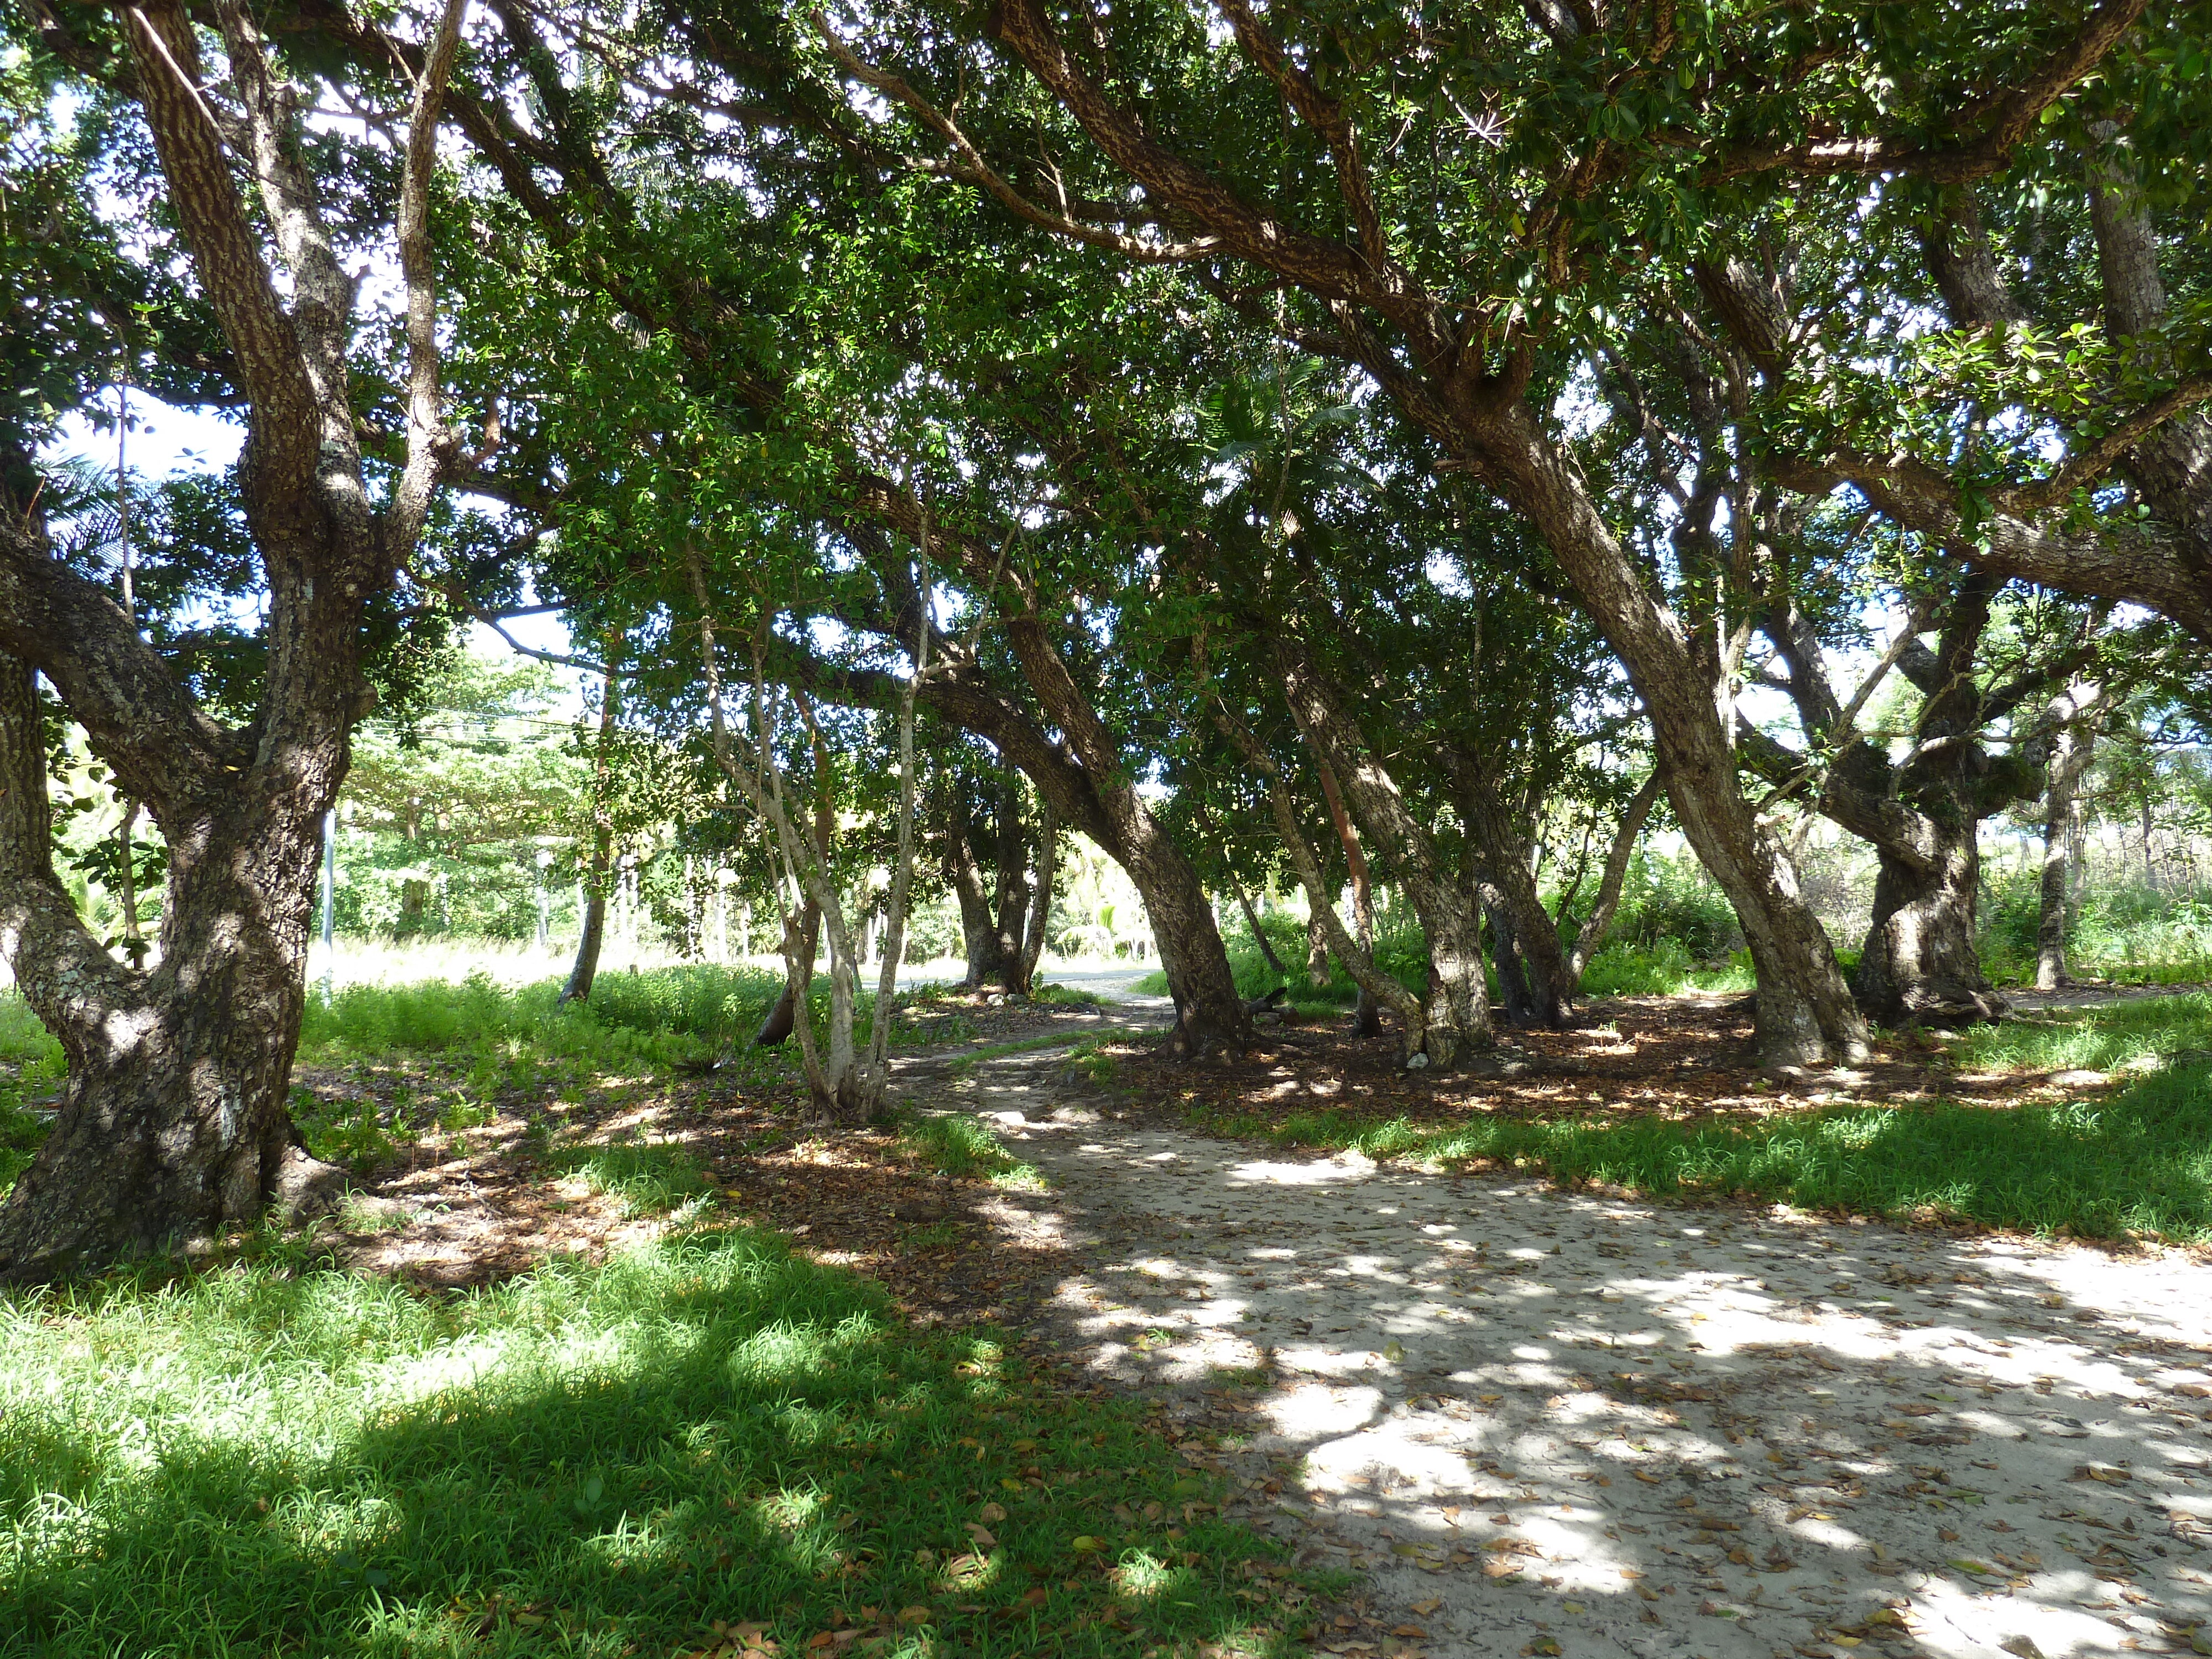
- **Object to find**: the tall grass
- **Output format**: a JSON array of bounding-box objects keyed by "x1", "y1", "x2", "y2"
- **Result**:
[{"x1": 0, "y1": 1225, "x2": 1296, "y2": 1657}]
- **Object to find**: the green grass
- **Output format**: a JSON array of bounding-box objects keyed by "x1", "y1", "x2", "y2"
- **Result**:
[
  {"x1": 1949, "y1": 990, "x2": 2212, "y2": 1073},
  {"x1": 0, "y1": 1225, "x2": 1302, "y2": 1659},
  {"x1": 1181, "y1": 994, "x2": 2212, "y2": 1244},
  {"x1": 896, "y1": 1113, "x2": 1048, "y2": 1190},
  {"x1": 556, "y1": 1141, "x2": 716, "y2": 1218},
  {"x1": 1031, "y1": 982, "x2": 1112, "y2": 1009},
  {"x1": 1187, "y1": 1062, "x2": 2212, "y2": 1242}
]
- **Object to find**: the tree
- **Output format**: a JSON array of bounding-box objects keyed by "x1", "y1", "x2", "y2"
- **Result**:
[{"x1": 0, "y1": 0, "x2": 472, "y2": 1277}]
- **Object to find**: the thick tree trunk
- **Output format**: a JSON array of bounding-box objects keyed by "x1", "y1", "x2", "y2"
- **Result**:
[
  {"x1": 1305, "y1": 909, "x2": 1331, "y2": 987},
  {"x1": 1477, "y1": 874, "x2": 1541, "y2": 1024},
  {"x1": 1855, "y1": 832, "x2": 2005, "y2": 1025},
  {"x1": 1276, "y1": 640, "x2": 1491, "y2": 1063},
  {"x1": 1477, "y1": 410, "x2": 1867, "y2": 1066},
  {"x1": 991, "y1": 779, "x2": 1031, "y2": 991},
  {"x1": 0, "y1": 664, "x2": 344, "y2": 1280},
  {"x1": 947, "y1": 821, "x2": 1005, "y2": 989},
  {"x1": 1449, "y1": 748, "x2": 1573, "y2": 1026},
  {"x1": 2037, "y1": 719, "x2": 2096, "y2": 991}
]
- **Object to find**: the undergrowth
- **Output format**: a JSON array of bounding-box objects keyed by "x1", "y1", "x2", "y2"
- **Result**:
[{"x1": 0, "y1": 1223, "x2": 1301, "y2": 1658}]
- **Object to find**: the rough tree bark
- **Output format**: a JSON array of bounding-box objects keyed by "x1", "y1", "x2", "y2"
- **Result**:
[
  {"x1": 946, "y1": 813, "x2": 1006, "y2": 989},
  {"x1": 1743, "y1": 581, "x2": 2045, "y2": 1025},
  {"x1": 1445, "y1": 745, "x2": 1574, "y2": 1026},
  {"x1": 0, "y1": 0, "x2": 468, "y2": 1278},
  {"x1": 1005, "y1": 611, "x2": 1249, "y2": 1053}
]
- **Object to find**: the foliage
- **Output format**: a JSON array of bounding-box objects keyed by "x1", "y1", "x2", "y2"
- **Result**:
[
  {"x1": 1980, "y1": 873, "x2": 2212, "y2": 986},
  {"x1": 0, "y1": 1227, "x2": 1303, "y2": 1657}
]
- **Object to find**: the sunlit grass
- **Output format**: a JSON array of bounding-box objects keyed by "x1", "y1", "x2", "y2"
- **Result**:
[
  {"x1": 0, "y1": 1225, "x2": 1301, "y2": 1658},
  {"x1": 1950, "y1": 991, "x2": 2212, "y2": 1073},
  {"x1": 896, "y1": 1112, "x2": 1048, "y2": 1190},
  {"x1": 1190, "y1": 1060, "x2": 2212, "y2": 1242}
]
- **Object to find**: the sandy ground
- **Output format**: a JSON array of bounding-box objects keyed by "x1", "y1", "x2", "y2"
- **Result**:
[{"x1": 920, "y1": 1039, "x2": 2212, "y2": 1659}]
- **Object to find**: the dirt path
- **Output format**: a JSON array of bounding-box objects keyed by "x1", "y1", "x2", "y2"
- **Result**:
[{"x1": 914, "y1": 1041, "x2": 2212, "y2": 1659}]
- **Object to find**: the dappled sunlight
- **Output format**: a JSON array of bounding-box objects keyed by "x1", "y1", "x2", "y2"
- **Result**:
[{"x1": 973, "y1": 1068, "x2": 2212, "y2": 1659}]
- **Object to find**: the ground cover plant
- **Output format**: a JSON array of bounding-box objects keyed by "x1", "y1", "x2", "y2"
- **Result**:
[
  {"x1": 0, "y1": 1220, "x2": 1306, "y2": 1658},
  {"x1": 1093, "y1": 992, "x2": 2212, "y2": 1245}
]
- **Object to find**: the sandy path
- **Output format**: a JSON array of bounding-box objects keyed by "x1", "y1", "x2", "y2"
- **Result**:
[{"x1": 922, "y1": 1043, "x2": 2212, "y2": 1659}]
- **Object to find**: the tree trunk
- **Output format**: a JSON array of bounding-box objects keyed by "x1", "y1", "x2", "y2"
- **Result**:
[
  {"x1": 1015, "y1": 796, "x2": 1057, "y2": 993},
  {"x1": 1004, "y1": 612, "x2": 1249, "y2": 1053},
  {"x1": 1477, "y1": 873, "x2": 1541, "y2": 1023},
  {"x1": 0, "y1": 664, "x2": 344, "y2": 1279},
  {"x1": 2036, "y1": 690, "x2": 2102, "y2": 990},
  {"x1": 560, "y1": 652, "x2": 619, "y2": 1006},
  {"x1": 1854, "y1": 830, "x2": 2005, "y2": 1025},
  {"x1": 947, "y1": 819, "x2": 1005, "y2": 988},
  {"x1": 1276, "y1": 639, "x2": 1490, "y2": 1062},
  {"x1": 1305, "y1": 909, "x2": 1330, "y2": 987},
  {"x1": 1312, "y1": 755, "x2": 1383, "y2": 1038},
  {"x1": 1567, "y1": 770, "x2": 1662, "y2": 980},
  {"x1": 991, "y1": 778, "x2": 1030, "y2": 991},
  {"x1": 1448, "y1": 747, "x2": 1573, "y2": 1026},
  {"x1": 1235, "y1": 884, "x2": 1287, "y2": 975}
]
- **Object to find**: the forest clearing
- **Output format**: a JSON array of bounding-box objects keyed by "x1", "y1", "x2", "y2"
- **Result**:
[{"x1": 5, "y1": 0, "x2": 2212, "y2": 1654}]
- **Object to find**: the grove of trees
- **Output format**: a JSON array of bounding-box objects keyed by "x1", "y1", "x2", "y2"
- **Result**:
[{"x1": 2, "y1": 0, "x2": 2209, "y2": 1277}]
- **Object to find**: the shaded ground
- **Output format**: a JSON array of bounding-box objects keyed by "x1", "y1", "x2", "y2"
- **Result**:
[
  {"x1": 939, "y1": 1041, "x2": 2212, "y2": 1659},
  {"x1": 287, "y1": 985, "x2": 2212, "y2": 1659},
  {"x1": 1114, "y1": 993, "x2": 2167, "y2": 1136}
]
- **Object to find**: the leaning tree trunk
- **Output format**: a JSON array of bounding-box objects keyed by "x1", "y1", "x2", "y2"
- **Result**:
[
  {"x1": 1005, "y1": 613, "x2": 1250, "y2": 1053},
  {"x1": 1477, "y1": 873, "x2": 1542, "y2": 1024},
  {"x1": 1312, "y1": 754, "x2": 1383, "y2": 1038},
  {"x1": 1275, "y1": 638, "x2": 1492, "y2": 1064}
]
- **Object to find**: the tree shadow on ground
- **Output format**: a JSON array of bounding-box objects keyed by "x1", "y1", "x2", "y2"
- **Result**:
[
  {"x1": 962, "y1": 1048, "x2": 2212, "y2": 1659},
  {"x1": 0, "y1": 1224, "x2": 1300, "y2": 1658}
]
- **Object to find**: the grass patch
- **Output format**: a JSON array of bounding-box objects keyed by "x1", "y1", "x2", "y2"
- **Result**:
[
  {"x1": 1949, "y1": 991, "x2": 2212, "y2": 1073},
  {"x1": 0, "y1": 1225, "x2": 1300, "y2": 1658},
  {"x1": 1066, "y1": 1036, "x2": 1125, "y2": 1087},
  {"x1": 1031, "y1": 982, "x2": 1112, "y2": 1009},
  {"x1": 896, "y1": 1112, "x2": 1048, "y2": 1190},
  {"x1": 556, "y1": 1141, "x2": 715, "y2": 1218},
  {"x1": 1185, "y1": 1058, "x2": 2212, "y2": 1244}
]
